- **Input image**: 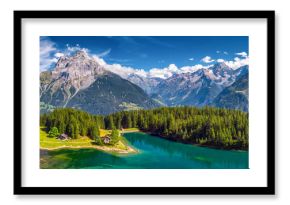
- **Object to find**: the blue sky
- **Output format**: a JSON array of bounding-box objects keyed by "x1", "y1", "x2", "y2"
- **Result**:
[{"x1": 40, "y1": 36, "x2": 248, "y2": 78}]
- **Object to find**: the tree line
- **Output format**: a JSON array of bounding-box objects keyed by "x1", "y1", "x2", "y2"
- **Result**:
[
  {"x1": 41, "y1": 108, "x2": 102, "y2": 140},
  {"x1": 41, "y1": 106, "x2": 248, "y2": 150}
]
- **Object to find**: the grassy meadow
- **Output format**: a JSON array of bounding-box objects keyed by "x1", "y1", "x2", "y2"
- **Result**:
[{"x1": 40, "y1": 126, "x2": 135, "y2": 153}]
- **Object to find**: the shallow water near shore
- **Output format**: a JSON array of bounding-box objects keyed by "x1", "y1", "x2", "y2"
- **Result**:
[{"x1": 40, "y1": 132, "x2": 248, "y2": 169}]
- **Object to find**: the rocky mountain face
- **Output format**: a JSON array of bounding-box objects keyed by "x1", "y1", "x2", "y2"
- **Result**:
[
  {"x1": 126, "y1": 73, "x2": 163, "y2": 94},
  {"x1": 40, "y1": 51, "x2": 159, "y2": 114},
  {"x1": 40, "y1": 51, "x2": 249, "y2": 114},
  {"x1": 212, "y1": 69, "x2": 249, "y2": 112},
  {"x1": 152, "y1": 63, "x2": 248, "y2": 108},
  {"x1": 233, "y1": 65, "x2": 249, "y2": 77},
  {"x1": 40, "y1": 51, "x2": 105, "y2": 107},
  {"x1": 66, "y1": 72, "x2": 159, "y2": 115}
]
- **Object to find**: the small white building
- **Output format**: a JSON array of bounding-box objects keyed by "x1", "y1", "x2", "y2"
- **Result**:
[
  {"x1": 57, "y1": 133, "x2": 70, "y2": 140},
  {"x1": 103, "y1": 135, "x2": 111, "y2": 144}
]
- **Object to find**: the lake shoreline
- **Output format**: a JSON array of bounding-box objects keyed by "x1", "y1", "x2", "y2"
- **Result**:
[
  {"x1": 40, "y1": 143, "x2": 137, "y2": 154},
  {"x1": 138, "y1": 131, "x2": 248, "y2": 152},
  {"x1": 40, "y1": 127, "x2": 247, "y2": 154},
  {"x1": 41, "y1": 132, "x2": 249, "y2": 169},
  {"x1": 40, "y1": 127, "x2": 138, "y2": 154}
]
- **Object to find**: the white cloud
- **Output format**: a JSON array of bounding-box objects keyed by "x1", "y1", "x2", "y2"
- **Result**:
[
  {"x1": 40, "y1": 38, "x2": 56, "y2": 57},
  {"x1": 217, "y1": 59, "x2": 225, "y2": 63},
  {"x1": 54, "y1": 52, "x2": 64, "y2": 58},
  {"x1": 180, "y1": 64, "x2": 205, "y2": 73},
  {"x1": 40, "y1": 39, "x2": 247, "y2": 79},
  {"x1": 168, "y1": 64, "x2": 178, "y2": 72},
  {"x1": 149, "y1": 65, "x2": 176, "y2": 79},
  {"x1": 92, "y1": 55, "x2": 107, "y2": 66},
  {"x1": 65, "y1": 44, "x2": 90, "y2": 55},
  {"x1": 96, "y1": 48, "x2": 111, "y2": 57},
  {"x1": 135, "y1": 69, "x2": 148, "y2": 78},
  {"x1": 148, "y1": 64, "x2": 180, "y2": 79},
  {"x1": 40, "y1": 39, "x2": 112, "y2": 71},
  {"x1": 148, "y1": 68, "x2": 173, "y2": 79},
  {"x1": 216, "y1": 51, "x2": 229, "y2": 55},
  {"x1": 66, "y1": 45, "x2": 80, "y2": 52},
  {"x1": 40, "y1": 37, "x2": 58, "y2": 71},
  {"x1": 104, "y1": 64, "x2": 134, "y2": 78},
  {"x1": 234, "y1": 57, "x2": 240, "y2": 61},
  {"x1": 104, "y1": 62, "x2": 206, "y2": 80},
  {"x1": 201, "y1": 56, "x2": 215, "y2": 63},
  {"x1": 147, "y1": 64, "x2": 209, "y2": 79},
  {"x1": 104, "y1": 63, "x2": 147, "y2": 78},
  {"x1": 235, "y1": 52, "x2": 248, "y2": 58},
  {"x1": 40, "y1": 41, "x2": 95, "y2": 71},
  {"x1": 91, "y1": 51, "x2": 216, "y2": 79},
  {"x1": 223, "y1": 56, "x2": 249, "y2": 70}
]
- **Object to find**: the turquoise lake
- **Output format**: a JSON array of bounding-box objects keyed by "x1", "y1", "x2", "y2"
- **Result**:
[{"x1": 40, "y1": 132, "x2": 249, "y2": 169}]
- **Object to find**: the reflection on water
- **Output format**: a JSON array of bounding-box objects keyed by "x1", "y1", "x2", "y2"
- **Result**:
[{"x1": 40, "y1": 132, "x2": 248, "y2": 169}]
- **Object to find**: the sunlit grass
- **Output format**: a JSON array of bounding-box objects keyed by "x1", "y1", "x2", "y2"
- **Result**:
[
  {"x1": 40, "y1": 126, "x2": 131, "y2": 151},
  {"x1": 99, "y1": 129, "x2": 111, "y2": 137},
  {"x1": 122, "y1": 128, "x2": 140, "y2": 132}
]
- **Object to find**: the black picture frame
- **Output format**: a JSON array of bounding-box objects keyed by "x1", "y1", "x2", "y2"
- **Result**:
[{"x1": 14, "y1": 10, "x2": 275, "y2": 195}]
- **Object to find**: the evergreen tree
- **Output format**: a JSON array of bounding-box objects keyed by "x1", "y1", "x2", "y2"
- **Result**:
[
  {"x1": 41, "y1": 106, "x2": 248, "y2": 150},
  {"x1": 107, "y1": 116, "x2": 115, "y2": 130},
  {"x1": 110, "y1": 128, "x2": 120, "y2": 145},
  {"x1": 48, "y1": 127, "x2": 59, "y2": 138}
]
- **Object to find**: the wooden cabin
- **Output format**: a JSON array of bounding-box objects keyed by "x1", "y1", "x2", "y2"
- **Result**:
[
  {"x1": 57, "y1": 133, "x2": 70, "y2": 140},
  {"x1": 103, "y1": 135, "x2": 111, "y2": 144}
]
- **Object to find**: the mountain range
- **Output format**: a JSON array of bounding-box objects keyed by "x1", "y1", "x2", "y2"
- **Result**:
[
  {"x1": 212, "y1": 67, "x2": 249, "y2": 111},
  {"x1": 40, "y1": 50, "x2": 249, "y2": 114},
  {"x1": 40, "y1": 51, "x2": 159, "y2": 114}
]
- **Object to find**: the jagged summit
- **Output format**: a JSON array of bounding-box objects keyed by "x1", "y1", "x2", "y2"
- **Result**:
[
  {"x1": 54, "y1": 50, "x2": 104, "y2": 74},
  {"x1": 74, "y1": 50, "x2": 89, "y2": 58},
  {"x1": 209, "y1": 62, "x2": 233, "y2": 77},
  {"x1": 40, "y1": 50, "x2": 159, "y2": 114},
  {"x1": 41, "y1": 51, "x2": 106, "y2": 108},
  {"x1": 40, "y1": 50, "x2": 248, "y2": 114},
  {"x1": 152, "y1": 62, "x2": 248, "y2": 107}
]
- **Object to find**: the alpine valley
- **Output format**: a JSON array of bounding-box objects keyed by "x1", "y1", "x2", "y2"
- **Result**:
[
  {"x1": 40, "y1": 50, "x2": 248, "y2": 115},
  {"x1": 40, "y1": 36, "x2": 250, "y2": 170}
]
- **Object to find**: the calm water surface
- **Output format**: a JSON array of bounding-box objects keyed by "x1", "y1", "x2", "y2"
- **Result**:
[{"x1": 40, "y1": 132, "x2": 248, "y2": 169}]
